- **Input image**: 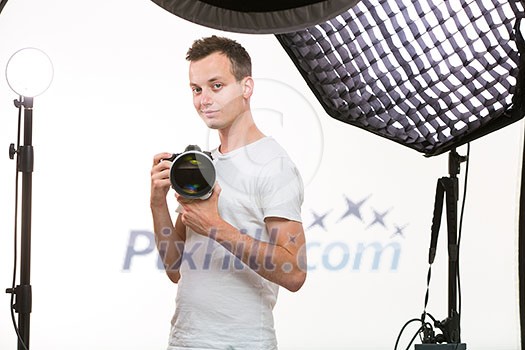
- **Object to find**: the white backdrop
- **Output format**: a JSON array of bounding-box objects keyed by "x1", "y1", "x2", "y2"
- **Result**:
[{"x1": 0, "y1": 0, "x2": 522, "y2": 349}]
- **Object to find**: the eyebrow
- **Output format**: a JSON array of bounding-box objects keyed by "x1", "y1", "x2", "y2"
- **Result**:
[{"x1": 190, "y1": 76, "x2": 224, "y2": 87}]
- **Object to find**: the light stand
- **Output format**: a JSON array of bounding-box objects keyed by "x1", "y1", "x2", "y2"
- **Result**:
[
  {"x1": 6, "y1": 96, "x2": 34, "y2": 350},
  {"x1": 4, "y1": 47, "x2": 53, "y2": 350},
  {"x1": 415, "y1": 149, "x2": 467, "y2": 350}
]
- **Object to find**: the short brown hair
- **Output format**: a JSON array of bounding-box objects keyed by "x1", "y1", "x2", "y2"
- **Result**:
[{"x1": 186, "y1": 36, "x2": 252, "y2": 81}]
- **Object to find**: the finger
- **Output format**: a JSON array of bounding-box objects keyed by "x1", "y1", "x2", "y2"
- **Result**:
[
  {"x1": 212, "y1": 182, "x2": 222, "y2": 197},
  {"x1": 153, "y1": 152, "x2": 173, "y2": 166},
  {"x1": 179, "y1": 213, "x2": 187, "y2": 226},
  {"x1": 176, "y1": 195, "x2": 196, "y2": 207},
  {"x1": 151, "y1": 166, "x2": 171, "y2": 180},
  {"x1": 152, "y1": 168, "x2": 171, "y2": 179},
  {"x1": 174, "y1": 192, "x2": 188, "y2": 204}
]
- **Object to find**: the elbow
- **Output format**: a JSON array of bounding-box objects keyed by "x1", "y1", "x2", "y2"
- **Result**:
[
  {"x1": 284, "y1": 270, "x2": 306, "y2": 292},
  {"x1": 167, "y1": 271, "x2": 181, "y2": 284}
]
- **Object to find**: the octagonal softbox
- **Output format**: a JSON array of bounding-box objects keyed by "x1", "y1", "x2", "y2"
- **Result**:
[{"x1": 276, "y1": 0, "x2": 525, "y2": 156}]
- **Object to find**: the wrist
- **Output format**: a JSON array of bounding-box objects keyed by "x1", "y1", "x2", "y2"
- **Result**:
[
  {"x1": 208, "y1": 219, "x2": 236, "y2": 242},
  {"x1": 150, "y1": 197, "x2": 168, "y2": 210}
]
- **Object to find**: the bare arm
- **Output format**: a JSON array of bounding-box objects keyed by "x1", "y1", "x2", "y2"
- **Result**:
[
  {"x1": 216, "y1": 216, "x2": 307, "y2": 292},
  {"x1": 150, "y1": 152, "x2": 186, "y2": 283},
  {"x1": 177, "y1": 183, "x2": 307, "y2": 292}
]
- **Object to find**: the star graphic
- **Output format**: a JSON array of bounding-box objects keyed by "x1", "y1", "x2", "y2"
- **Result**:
[
  {"x1": 307, "y1": 209, "x2": 331, "y2": 231},
  {"x1": 391, "y1": 223, "x2": 408, "y2": 238},
  {"x1": 287, "y1": 233, "x2": 298, "y2": 244},
  {"x1": 366, "y1": 207, "x2": 391, "y2": 229},
  {"x1": 337, "y1": 194, "x2": 371, "y2": 223}
]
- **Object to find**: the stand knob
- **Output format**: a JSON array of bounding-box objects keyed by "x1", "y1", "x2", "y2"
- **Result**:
[{"x1": 9, "y1": 143, "x2": 16, "y2": 159}]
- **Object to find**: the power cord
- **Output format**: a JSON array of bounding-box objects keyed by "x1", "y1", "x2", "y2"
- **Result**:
[
  {"x1": 394, "y1": 318, "x2": 425, "y2": 350},
  {"x1": 456, "y1": 142, "x2": 470, "y2": 342}
]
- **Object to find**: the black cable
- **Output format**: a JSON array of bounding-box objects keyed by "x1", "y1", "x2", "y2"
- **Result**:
[
  {"x1": 422, "y1": 263, "x2": 432, "y2": 322},
  {"x1": 9, "y1": 97, "x2": 29, "y2": 350},
  {"x1": 394, "y1": 318, "x2": 424, "y2": 350},
  {"x1": 455, "y1": 142, "x2": 470, "y2": 347}
]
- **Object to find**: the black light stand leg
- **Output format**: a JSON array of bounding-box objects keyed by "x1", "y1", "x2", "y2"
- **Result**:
[
  {"x1": 417, "y1": 149, "x2": 466, "y2": 350},
  {"x1": 6, "y1": 96, "x2": 34, "y2": 350},
  {"x1": 438, "y1": 150, "x2": 464, "y2": 343}
]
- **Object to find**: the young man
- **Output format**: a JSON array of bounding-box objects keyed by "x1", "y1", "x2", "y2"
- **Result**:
[{"x1": 150, "y1": 36, "x2": 306, "y2": 350}]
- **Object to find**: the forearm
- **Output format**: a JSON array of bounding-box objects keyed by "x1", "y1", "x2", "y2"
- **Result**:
[
  {"x1": 151, "y1": 202, "x2": 185, "y2": 283},
  {"x1": 211, "y1": 220, "x2": 306, "y2": 292},
  {"x1": 176, "y1": 184, "x2": 306, "y2": 290}
]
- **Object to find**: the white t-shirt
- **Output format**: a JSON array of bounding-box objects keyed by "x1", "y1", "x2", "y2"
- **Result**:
[{"x1": 168, "y1": 137, "x2": 304, "y2": 350}]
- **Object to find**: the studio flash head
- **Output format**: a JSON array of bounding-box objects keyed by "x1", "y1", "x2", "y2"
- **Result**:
[{"x1": 166, "y1": 145, "x2": 216, "y2": 200}]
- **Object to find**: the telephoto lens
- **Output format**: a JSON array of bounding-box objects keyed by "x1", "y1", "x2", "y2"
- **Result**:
[{"x1": 169, "y1": 145, "x2": 216, "y2": 200}]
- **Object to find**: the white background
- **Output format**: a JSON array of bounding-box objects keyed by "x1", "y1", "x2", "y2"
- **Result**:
[{"x1": 0, "y1": 0, "x2": 522, "y2": 349}]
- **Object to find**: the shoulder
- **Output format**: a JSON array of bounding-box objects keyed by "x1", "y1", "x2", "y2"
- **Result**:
[
  {"x1": 255, "y1": 138, "x2": 303, "y2": 193},
  {"x1": 252, "y1": 137, "x2": 294, "y2": 165}
]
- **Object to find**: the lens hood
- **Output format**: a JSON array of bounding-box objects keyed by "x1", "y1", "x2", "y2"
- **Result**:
[{"x1": 169, "y1": 145, "x2": 216, "y2": 200}]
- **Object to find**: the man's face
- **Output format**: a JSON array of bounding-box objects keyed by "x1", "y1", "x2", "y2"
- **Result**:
[{"x1": 189, "y1": 52, "x2": 249, "y2": 130}]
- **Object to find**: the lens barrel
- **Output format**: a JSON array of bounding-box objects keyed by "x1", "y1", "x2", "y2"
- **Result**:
[{"x1": 169, "y1": 147, "x2": 215, "y2": 199}]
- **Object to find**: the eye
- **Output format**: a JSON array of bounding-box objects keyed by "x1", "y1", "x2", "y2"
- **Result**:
[
  {"x1": 191, "y1": 86, "x2": 202, "y2": 94},
  {"x1": 212, "y1": 83, "x2": 222, "y2": 90}
]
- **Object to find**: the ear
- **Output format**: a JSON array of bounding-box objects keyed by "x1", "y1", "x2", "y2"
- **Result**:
[{"x1": 242, "y1": 77, "x2": 254, "y2": 98}]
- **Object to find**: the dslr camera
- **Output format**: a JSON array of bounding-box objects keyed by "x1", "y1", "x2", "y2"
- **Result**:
[{"x1": 165, "y1": 145, "x2": 216, "y2": 200}]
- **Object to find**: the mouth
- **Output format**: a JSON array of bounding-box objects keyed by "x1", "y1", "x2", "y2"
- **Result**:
[{"x1": 201, "y1": 110, "x2": 218, "y2": 118}]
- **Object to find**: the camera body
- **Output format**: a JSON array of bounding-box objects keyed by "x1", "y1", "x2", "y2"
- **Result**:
[{"x1": 165, "y1": 145, "x2": 216, "y2": 200}]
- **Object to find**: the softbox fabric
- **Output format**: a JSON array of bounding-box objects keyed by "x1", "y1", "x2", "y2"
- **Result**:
[
  {"x1": 277, "y1": 0, "x2": 525, "y2": 156},
  {"x1": 150, "y1": 0, "x2": 360, "y2": 34}
]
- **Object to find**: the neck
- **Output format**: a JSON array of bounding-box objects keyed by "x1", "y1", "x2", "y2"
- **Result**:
[{"x1": 218, "y1": 112, "x2": 264, "y2": 154}]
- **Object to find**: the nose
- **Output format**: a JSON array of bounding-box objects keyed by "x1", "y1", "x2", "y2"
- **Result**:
[{"x1": 200, "y1": 89, "x2": 213, "y2": 107}]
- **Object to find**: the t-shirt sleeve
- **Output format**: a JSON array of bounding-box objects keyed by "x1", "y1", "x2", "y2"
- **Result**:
[{"x1": 257, "y1": 156, "x2": 304, "y2": 222}]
